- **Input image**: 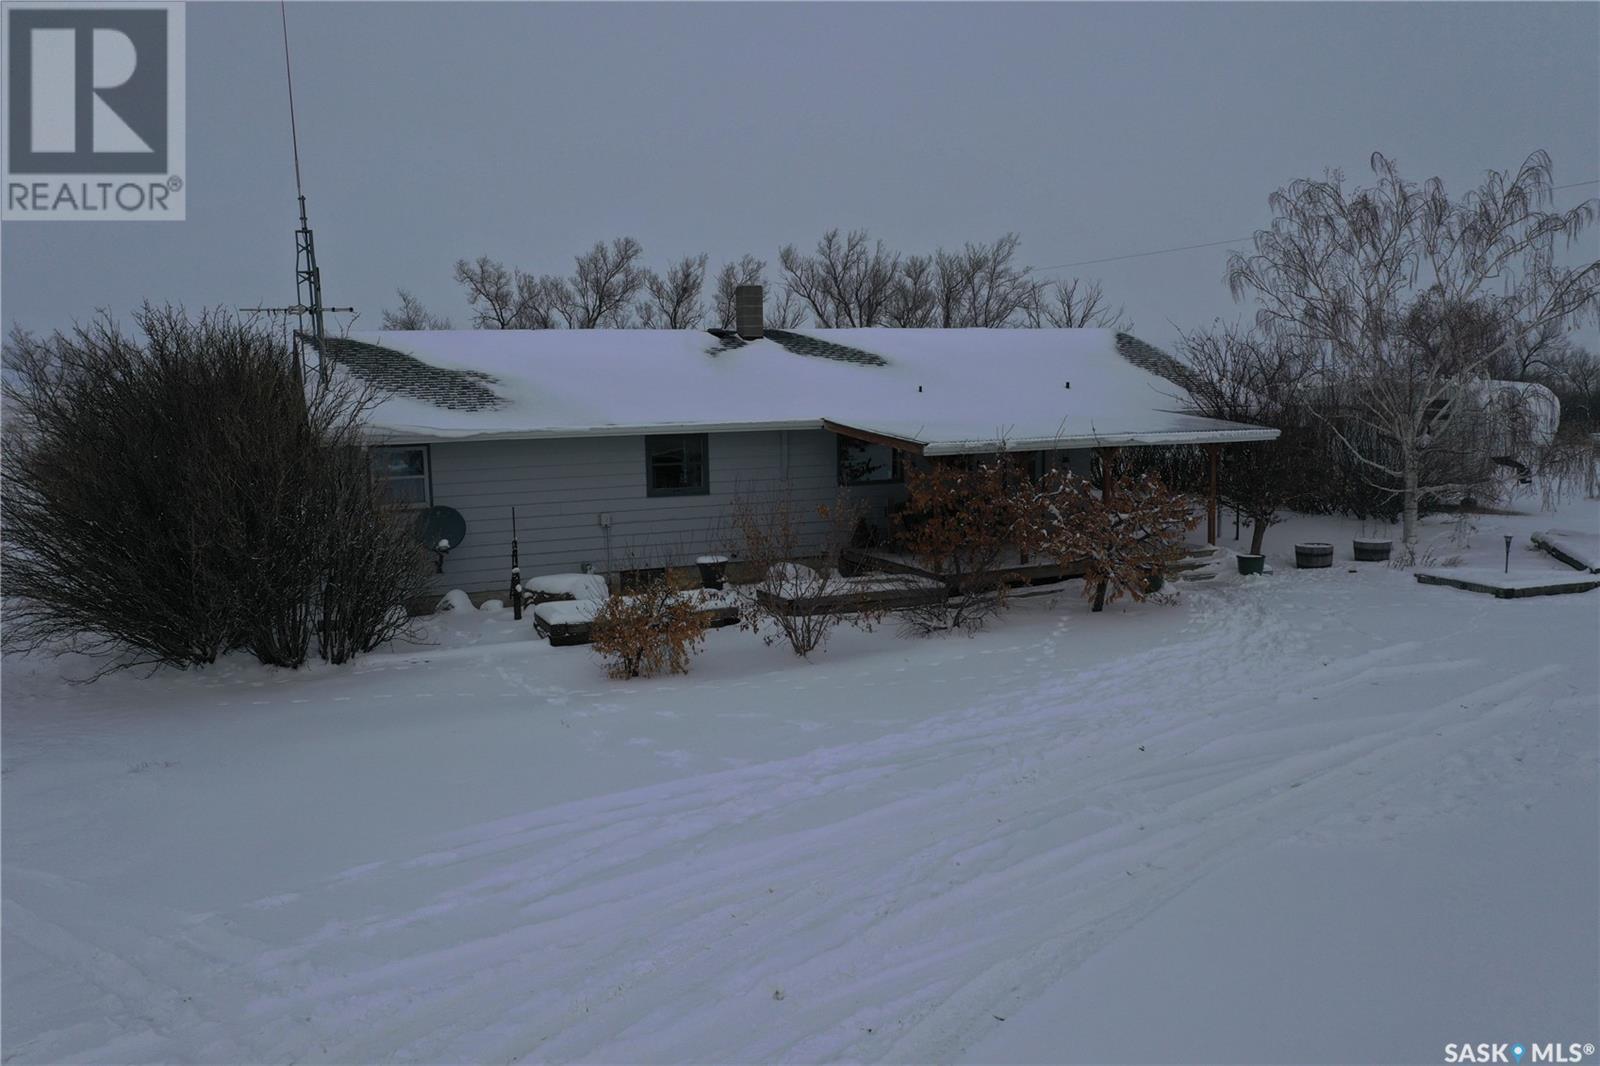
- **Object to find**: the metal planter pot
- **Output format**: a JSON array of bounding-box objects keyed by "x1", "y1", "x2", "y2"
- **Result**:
[{"x1": 1237, "y1": 553, "x2": 1266, "y2": 576}]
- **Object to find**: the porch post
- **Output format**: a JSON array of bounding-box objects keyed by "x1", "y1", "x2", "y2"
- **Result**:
[
  {"x1": 1206, "y1": 443, "x2": 1220, "y2": 546},
  {"x1": 1093, "y1": 446, "x2": 1119, "y2": 612}
]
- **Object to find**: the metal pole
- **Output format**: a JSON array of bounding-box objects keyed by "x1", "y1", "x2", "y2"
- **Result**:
[
  {"x1": 1206, "y1": 444, "x2": 1220, "y2": 546},
  {"x1": 1504, "y1": 534, "x2": 1512, "y2": 575},
  {"x1": 511, "y1": 507, "x2": 523, "y2": 620},
  {"x1": 1093, "y1": 447, "x2": 1117, "y2": 613}
]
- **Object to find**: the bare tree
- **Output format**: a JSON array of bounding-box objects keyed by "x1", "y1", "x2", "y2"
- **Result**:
[
  {"x1": 381, "y1": 288, "x2": 451, "y2": 330},
  {"x1": 779, "y1": 229, "x2": 900, "y2": 327},
  {"x1": 637, "y1": 253, "x2": 708, "y2": 329},
  {"x1": 452, "y1": 256, "x2": 559, "y2": 329},
  {"x1": 1552, "y1": 345, "x2": 1598, "y2": 430},
  {"x1": 1178, "y1": 323, "x2": 1314, "y2": 552},
  {"x1": 1024, "y1": 277, "x2": 1129, "y2": 329},
  {"x1": 884, "y1": 254, "x2": 938, "y2": 327},
  {"x1": 557, "y1": 237, "x2": 647, "y2": 328},
  {"x1": 766, "y1": 286, "x2": 809, "y2": 328},
  {"x1": 1227, "y1": 150, "x2": 1600, "y2": 552},
  {"x1": 933, "y1": 233, "x2": 1036, "y2": 327}
]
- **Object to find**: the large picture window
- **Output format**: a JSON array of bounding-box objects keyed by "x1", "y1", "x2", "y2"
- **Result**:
[
  {"x1": 837, "y1": 436, "x2": 902, "y2": 485},
  {"x1": 646, "y1": 434, "x2": 709, "y2": 496},
  {"x1": 372, "y1": 445, "x2": 430, "y2": 506}
]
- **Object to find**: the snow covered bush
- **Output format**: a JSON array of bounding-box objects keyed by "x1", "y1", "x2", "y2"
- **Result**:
[
  {"x1": 1, "y1": 307, "x2": 429, "y2": 673},
  {"x1": 728, "y1": 489, "x2": 881, "y2": 657},
  {"x1": 895, "y1": 456, "x2": 1037, "y2": 634},
  {"x1": 588, "y1": 581, "x2": 710, "y2": 679}
]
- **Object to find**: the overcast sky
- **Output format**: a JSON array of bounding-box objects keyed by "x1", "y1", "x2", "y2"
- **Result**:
[{"x1": 3, "y1": 1, "x2": 1597, "y2": 351}]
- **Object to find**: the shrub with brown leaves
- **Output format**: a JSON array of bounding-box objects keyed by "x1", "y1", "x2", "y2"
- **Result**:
[
  {"x1": 1030, "y1": 469, "x2": 1196, "y2": 611},
  {"x1": 895, "y1": 456, "x2": 1037, "y2": 633},
  {"x1": 589, "y1": 581, "x2": 711, "y2": 679}
]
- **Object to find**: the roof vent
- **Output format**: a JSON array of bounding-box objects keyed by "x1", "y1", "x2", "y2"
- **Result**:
[{"x1": 735, "y1": 284, "x2": 764, "y2": 340}]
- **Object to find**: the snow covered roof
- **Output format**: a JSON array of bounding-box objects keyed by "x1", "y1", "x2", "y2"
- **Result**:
[{"x1": 306, "y1": 327, "x2": 1279, "y2": 454}]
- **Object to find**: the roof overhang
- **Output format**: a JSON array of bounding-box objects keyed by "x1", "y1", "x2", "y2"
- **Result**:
[
  {"x1": 362, "y1": 418, "x2": 827, "y2": 445},
  {"x1": 820, "y1": 419, "x2": 928, "y2": 455},
  {"x1": 365, "y1": 417, "x2": 1281, "y2": 451},
  {"x1": 824, "y1": 418, "x2": 1279, "y2": 456},
  {"x1": 920, "y1": 426, "x2": 1281, "y2": 455}
]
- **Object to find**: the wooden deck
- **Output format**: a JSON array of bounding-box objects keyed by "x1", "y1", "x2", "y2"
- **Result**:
[
  {"x1": 533, "y1": 593, "x2": 741, "y2": 647},
  {"x1": 1531, "y1": 530, "x2": 1600, "y2": 574},
  {"x1": 755, "y1": 576, "x2": 947, "y2": 618},
  {"x1": 841, "y1": 547, "x2": 1086, "y2": 590},
  {"x1": 1414, "y1": 570, "x2": 1600, "y2": 600}
]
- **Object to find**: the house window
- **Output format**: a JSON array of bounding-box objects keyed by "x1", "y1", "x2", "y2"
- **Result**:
[
  {"x1": 372, "y1": 445, "x2": 430, "y2": 506},
  {"x1": 1026, "y1": 450, "x2": 1060, "y2": 481},
  {"x1": 646, "y1": 434, "x2": 709, "y2": 496},
  {"x1": 838, "y1": 437, "x2": 902, "y2": 485}
]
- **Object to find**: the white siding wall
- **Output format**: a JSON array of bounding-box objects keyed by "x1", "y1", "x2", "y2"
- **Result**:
[{"x1": 421, "y1": 430, "x2": 904, "y2": 595}]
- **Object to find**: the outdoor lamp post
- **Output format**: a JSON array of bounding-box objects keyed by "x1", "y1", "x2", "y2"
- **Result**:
[{"x1": 1504, "y1": 534, "x2": 1513, "y2": 574}]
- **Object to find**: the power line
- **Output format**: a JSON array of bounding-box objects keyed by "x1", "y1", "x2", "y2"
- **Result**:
[
  {"x1": 1036, "y1": 177, "x2": 1600, "y2": 275},
  {"x1": 1036, "y1": 237, "x2": 1250, "y2": 273}
]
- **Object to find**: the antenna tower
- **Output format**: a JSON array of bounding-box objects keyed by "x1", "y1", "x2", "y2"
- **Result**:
[{"x1": 243, "y1": 2, "x2": 352, "y2": 382}]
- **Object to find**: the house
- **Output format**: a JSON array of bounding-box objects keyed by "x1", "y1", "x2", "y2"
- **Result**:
[{"x1": 303, "y1": 288, "x2": 1277, "y2": 598}]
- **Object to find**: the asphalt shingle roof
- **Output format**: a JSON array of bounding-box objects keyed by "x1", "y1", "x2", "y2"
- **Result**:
[
  {"x1": 1113, "y1": 332, "x2": 1198, "y2": 392},
  {"x1": 706, "y1": 328, "x2": 889, "y2": 366},
  {"x1": 303, "y1": 334, "x2": 507, "y2": 411}
]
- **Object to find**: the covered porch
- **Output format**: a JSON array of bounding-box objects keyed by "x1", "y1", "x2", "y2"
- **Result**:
[{"x1": 827, "y1": 417, "x2": 1275, "y2": 594}]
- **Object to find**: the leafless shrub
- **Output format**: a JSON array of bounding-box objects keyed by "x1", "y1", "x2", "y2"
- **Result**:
[
  {"x1": 315, "y1": 443, "x2": 432, "y2": 664},
  {"x1": 1, "y1": 306, "x2": 428, "y2": 674},
  {"x1": 728, "y1": 488, "x2": 880, "y2": 657}
]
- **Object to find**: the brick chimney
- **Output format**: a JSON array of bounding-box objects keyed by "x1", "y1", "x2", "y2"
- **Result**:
[{"x1": 735, "y1": 284, "x2": 764, "y2": 340}]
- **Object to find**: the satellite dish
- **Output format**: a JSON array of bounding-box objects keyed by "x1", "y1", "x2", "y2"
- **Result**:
[{"x1": 413, "y1": 506, "x2": 467, "y2": 572}]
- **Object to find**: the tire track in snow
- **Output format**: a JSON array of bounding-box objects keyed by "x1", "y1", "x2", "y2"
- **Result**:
[
  {"x1": 5, "y1": 582, "x2": 1575, "y2": 1063},
  {"x1": 230, "y1": 643, "x2": 1560, "y2": 1064}
]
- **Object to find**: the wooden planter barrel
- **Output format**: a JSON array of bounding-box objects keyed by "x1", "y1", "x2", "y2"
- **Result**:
[
  {"x1": 1294, "y1": 542, "x2": 1334, "y2": 569},
  {"x1": 1353, "y1": 538, "x2": 1394, "y2": 562}
]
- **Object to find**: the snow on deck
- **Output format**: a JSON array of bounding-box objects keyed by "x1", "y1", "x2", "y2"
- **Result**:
[
  {"x1": 334, "y1": 327, "x2": 1277, "y2": 450},
  {"x1": 1532, "y1": 528, "x2": 1600, "y2": 573},
  {"x1": 2, "y1": 503, "x2": 1595, "y2": 1063}
]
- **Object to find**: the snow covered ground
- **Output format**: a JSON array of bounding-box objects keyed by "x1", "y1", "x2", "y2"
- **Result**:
[{"x1": 3, "y1": 501, "x2": 1597, "y2": 1064}]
